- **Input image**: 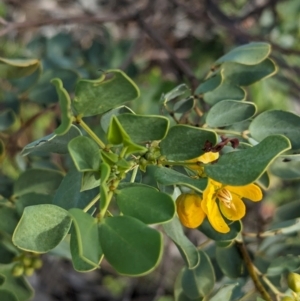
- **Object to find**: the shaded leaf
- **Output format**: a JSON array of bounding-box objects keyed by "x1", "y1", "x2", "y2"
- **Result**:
[
  {"x1": 99, "y1": 216, "x2": 162, "y2": 276},
  {"x1": 73, "y1": 70, "x2": 140, "y2": 117},
  {"x1": 12, "y1": 204, "x2": 72, "y2": 253}
]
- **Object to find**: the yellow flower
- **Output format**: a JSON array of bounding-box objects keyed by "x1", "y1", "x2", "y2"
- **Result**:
[
  {"x1": 187, "y1": 152, "x2": 219, "y2": 173},
  {"x1": 201, "y1": 179, "x2": 262, "y2": 233},
  {"x1": 176, "y1": 181, "x2": 262, "y2": 233}
]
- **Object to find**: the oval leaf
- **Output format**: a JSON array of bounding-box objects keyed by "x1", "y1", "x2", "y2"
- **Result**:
[
  {"x1": 99, "y1": 216, "x2": 162, "y2": 276},
  {"x1": 73, "y1": 70, "x2": 140, "y2": 117},
  {"x1": 206, "y1": 100, "x2": 257, "y2": 127},
  {"x1": 205, "y1": 135, "x2": 291, "y2": 185},
  {"x1": 222, "y1": 58, "x2": 277, "y2": 86},
  {"x1": 249, "y1": 110, "x2": 300, "y2": 150},
  {"x1": 216, "y1": 243, "x2": 248, "y2": 278},
  {"x1": 21, "y1": 125, "x2": 82, "y2": 156},
  {"x1": 215, "y1": 42, "x2": 271, "y2": 65},
  {"x1": 163, "y1": 216, "x2": 200, "y2": 269},
  {"x1": 69, "y1": 208, "x2": 103, "y2": 267},
  {"x1": 160, "y1": 125, "x2": 217, "y2": 161},
  {"x1": 0, "y1": 57, "x2": 40, "y2": 79},
  {"x1": 181, "y1": 250, "x2": 215, "y2": 299},
  {"x1": 0, "y1": 109, "x2": 17, "y2": 132},
  {"x1": 151, "y1": 166, "x2": 208, "y2": 193},
  {"x1": 68, "y1": 136, "x2": 101, "y2": 172},
  {"x1": 14, "y1": 169, "x2": 64, "y2": 197},
  {"x1": 12, "y1": 204, "x2": 72, "y2": 253},
  {"x1": 203, "y1": 79, "x2": 246, "y2": 105},
  {"x1": 117, "y1": 114, "x2": 169, "y2": 143},
  {"x1": 116, "y1": 185, "x2": 175, "y2": 224}
]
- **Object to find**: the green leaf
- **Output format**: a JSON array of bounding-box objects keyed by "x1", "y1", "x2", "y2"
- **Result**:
[
  {"x1": 0, "y1": 109, "x2": 17, "y2": 132},
  {"x1": 203, "y1": 79, "x2": 246, "y2": 105},
  {"x1": 116, "y1": 185, "x2": 175, "y2": 224},
  {"x1": 270, "y1": 158, "x2": 300, "y2": 179},
  {"x1": 69, "y1": 209, "x2": 103, "y2": 269},
  {"x1": 249, "y1": 110, "x2": 300, "y2": 150},
  {"x1": 199, "y1": 219, "x2": 242, "y2": 242},
  {"x1": 117, "y1": 114, "x2": 170, "y2": 143},
  {"x1": 107, "y1": 116, "x2": 147, "y2": 155},
  {"x1": 205, "y1": 135, "x2": 291, "y2": 185},
  {"x1": 266, "y1": 255, "x2": 300, "y2": 276},
  {"x1": 0, "y1": 290, "x2": 18, "y2": 301},
  {"x1": 99, "y1": 215, "x2": 162, "y2": 276},
  {"x1": 0, "y1": 57, "x2": 40, "y2": 79},
  {"x1": 151, "y1": 166, "x2": 208, "y2": 193},
  {"x1": 160, "y1": 125, "x2": 217, "y2": 160},
  {"x1": 181, "y1": 250, "x2": 215, "y2": 299},
  {"x1": 215, "y1": 42, "x2": 271, "y2": 65},
  {"x1": 100, "y1": 105, "x2": 134, "y2": 133},
  {"x1": 15, "y1": 193, "x2": 52, "y2": 216},
  {"x1": 81, "y1": 171, "x2": 100, "y2": 192},
  {"x1": 0, "y1": 263, "x2": 33, "y2": 301},
  {"x1": 28, "y1": 68, "x2": 79, "y2": 104},
  {"x1": 14, "y1": 169, "x2": 64, "y2": 197},
  {"x1": 173, "y1": 97, "x2": 195, "y2": 113},
  {"x1": 73, "y1": 70, "x2": 140, "y2": 117},
  {"x1": 257, "y1": 171, "x2": 270, "y2": 189},
  {"x1": 21, "y1": 125, "x2": 82, "y2": 156},
  {"x1": 209, "y1": 283, "x2": 238, "y2": 301},
  {"x1": 206, "y1": 100, "x2": 257, "y2": 127},
  {"x1": 265, "y1": 218, "x2": 300, "y2": 236},
  {"x1": 160, "y1": 84, "x2": 190, "y2": 105},
  {"x1": 70, "y1": 227, "x2": 97, "y2": 272},
  {"x1": 174, "y1": 269, "x2": 198, "y2": 301},
  {"x1": 51, "y1": 78, "x2": 73, "y2": 135},
  {"x1": 53, "y1": 169, "x2": 99, "y2": 210},
  {"x1": 0, "y1": 206, "x2": 19, "y2": 235},
  {"x1": 163, "y1": 216, "x2": 199, "y2": 269},
  {"x1": 12, "y1": 204, "x2": 72, "y2": 253},
  {"x1": 222, "y1": 59, "x2": 277, "y2": 86},
  {"x1": 100, "y1": 163, "x2": 110, "y2": 212},
  {"x1": 216, "y1": 243, "x2": 248, "y2": 278},
  {"x1": 68, "y1": 136, "x2": 101, "y2": 172},
  {"x1": 195, "y1": 72, "x2": 222, "y2": 95},
  {"x1": 275, "y1": 200, "x2": 300, "y2": 222}
]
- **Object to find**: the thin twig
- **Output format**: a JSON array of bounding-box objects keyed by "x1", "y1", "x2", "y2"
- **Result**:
[{"x1": 235, "y1": 240, "x2": 273, "y2": 301}]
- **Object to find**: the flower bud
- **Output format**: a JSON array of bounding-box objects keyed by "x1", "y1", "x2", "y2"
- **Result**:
[
  {"x1": 22, "y1": 256, "x2": 32, "y2": 267},
  {"x1": 12, "y1": 264, "x2": 24, "y2": 277},
  {"x1": 32, "y1": 258, "x2": 43, "y2": 270},
  {"x1": 288, "y1": 272, "x2": 300, "y2": 293},
  {"x1": 281, "y1": 296, "x2": 295, "y2": 301},
  {"x1": 24, "y1": 267, "x2": 35, "y2": 277},
  {"x1": 176, "y1": 193, "x2": 205, "y2": 228}
]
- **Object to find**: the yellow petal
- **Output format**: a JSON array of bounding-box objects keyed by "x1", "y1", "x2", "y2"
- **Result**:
[
  {"x1": 219, "y1": 194, "x2": 245, "y2": 221},
  {"x1": 206, "y1": 198, "x2": 230, "y2": 233},
  {"x1": 176, "y1": 194, "x2": 206, "y2": 228},
  {"x1": 198, "y1": 152, "x2": 219, "y2": 164},
  {"x1": 227, "y1": 183, "x2": 262, "y2": 202}
]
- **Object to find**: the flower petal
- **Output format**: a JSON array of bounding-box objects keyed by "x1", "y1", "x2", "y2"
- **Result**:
[
  {"x1": 202, "y1": 187, "x2": 230, "y2": 233},
  {"x1": 206, "y1": 199, "x2": 230, "y2": 233},
  {"x1": 219, "y1": 194, "x2": 245, "y2": 221},
  {"x1": 176, "y1": 194, "x2": 206, "y2": 228},
  {"x1": 199, "y1": 152, "x2": 219, "y2": 164},
  {"x1": 227, "y1": 183, "x2": 262, "y2": 202}
]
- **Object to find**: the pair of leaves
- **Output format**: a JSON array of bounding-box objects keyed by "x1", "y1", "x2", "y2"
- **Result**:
[{"x1": 12, "y1": 204, "x2": 163, "y2": 276}]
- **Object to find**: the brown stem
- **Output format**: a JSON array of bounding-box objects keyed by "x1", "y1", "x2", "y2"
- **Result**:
[{"x1": 235, "y1": 240, "x2": 273, "y2": 301}]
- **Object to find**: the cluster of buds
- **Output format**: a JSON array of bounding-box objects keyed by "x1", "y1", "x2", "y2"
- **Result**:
[{"x1": 12, "y1": 252, "x2": 43, "y2": 277}]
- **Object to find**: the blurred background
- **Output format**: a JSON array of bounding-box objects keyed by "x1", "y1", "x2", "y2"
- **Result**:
[{"x1": 1, "y1": 0, "x2": 300, "y2": 300}]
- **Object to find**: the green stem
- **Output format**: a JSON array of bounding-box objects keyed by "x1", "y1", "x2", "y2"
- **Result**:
[
  {"x1": 130, "y1": 165, "x2": 138, "y2": 183},
  {"x1": 83, "y1": 193, "x2": 100, "y2": 212},
  {"x1": 99, "y1": 179, "x2": 121, "y2": 219},
  {"x1": 76, "y1": 116, "x2": 106, "y2": 149},
  {"x1": 119, "y1": 146, "x2": 128, "y2": 159},
  {"x1": 235, "y1": 239, "x2": 273, "y2": 301}
]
